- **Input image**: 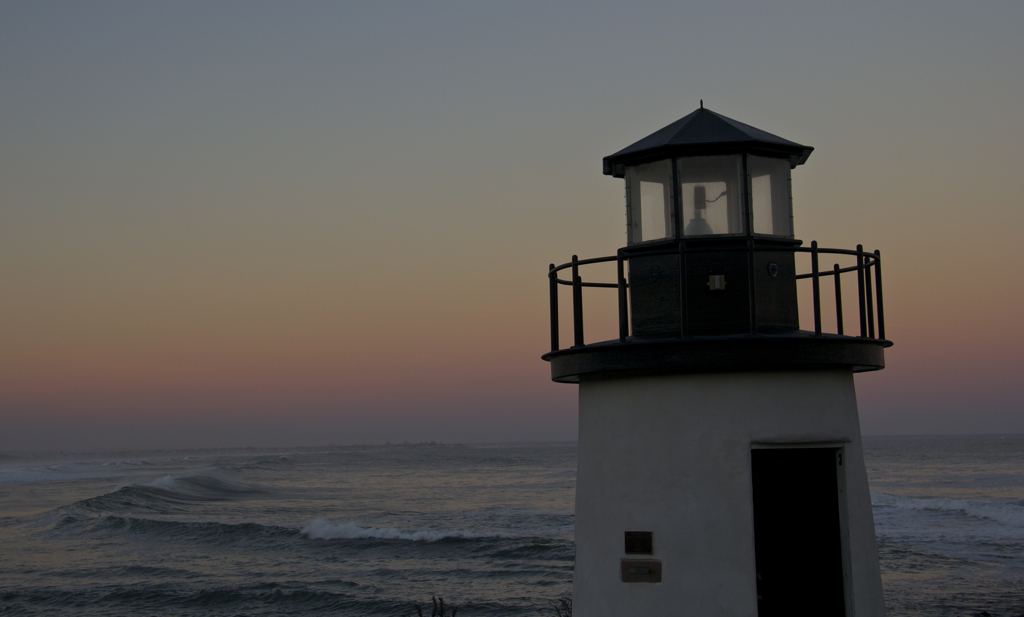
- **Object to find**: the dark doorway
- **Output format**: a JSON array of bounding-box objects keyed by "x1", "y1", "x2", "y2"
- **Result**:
[{"x1": 751, "y1": 447, "x2": 846, "y2": 617}]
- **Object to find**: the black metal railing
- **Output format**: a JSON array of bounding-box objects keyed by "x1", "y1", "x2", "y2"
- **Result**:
[{"x1": 547, "y1": 241, "x2": 885, "y2": 353}]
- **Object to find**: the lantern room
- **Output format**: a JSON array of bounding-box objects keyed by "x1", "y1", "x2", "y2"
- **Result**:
[{"x1": 606, "y1": 104, "x2": 811, "y2": 243}]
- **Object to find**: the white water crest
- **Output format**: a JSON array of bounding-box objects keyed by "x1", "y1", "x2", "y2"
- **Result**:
[{"x1": 872, "y1": 491, "x2": 1024, "y2": 528}]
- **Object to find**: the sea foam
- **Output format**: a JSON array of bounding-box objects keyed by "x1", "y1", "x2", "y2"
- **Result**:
[{"x1": 872, "y1": 492, "x2": 1024, "y2": 528}]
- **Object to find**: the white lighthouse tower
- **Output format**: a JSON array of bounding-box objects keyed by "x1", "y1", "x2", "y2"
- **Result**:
[{"x1": 543, "y1": 106, "x2": 890, "y2": 616}]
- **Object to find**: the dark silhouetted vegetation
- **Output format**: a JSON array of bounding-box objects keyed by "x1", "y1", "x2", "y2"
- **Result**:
[{"x1": 412, "y1": 596, "x2": 457, "y2": 617}]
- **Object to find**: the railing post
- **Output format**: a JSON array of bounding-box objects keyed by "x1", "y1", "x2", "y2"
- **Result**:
[
  {"x1": 617, "y1": 253, "x2": 628, "y2": 342},
  {"x1": 865, "y1": 253, "x2": 876, "y2": 338},
  {"x1": 549, "y1": 263, "x2": 559, "y2": 352},
  {"x1": 833, "y1": 263, "x2": 844, "y2": 336},
  {"x1": 572, "y1": 255, "x2": 584, "y2": 347},
  {"x1": 874, "y1": 250, "x2": 886, "y2": 340},
  {"x1": 856, "y1": 244, "x2": 867, "y2": 337},
  {"x1": 748, "y1": 239, "x2": 758, "y2": 335},
  {"x1": 679, "y1": 240, "x2": 688, "y2": 338},
  {"x1": 811, "y1": 241, "x2": 821, "y2": 335}
]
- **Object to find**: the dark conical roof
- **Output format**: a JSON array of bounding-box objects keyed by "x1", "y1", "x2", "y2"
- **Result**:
[{"x1": 602, "y1": 107, "x2": 813, "y2": 177}]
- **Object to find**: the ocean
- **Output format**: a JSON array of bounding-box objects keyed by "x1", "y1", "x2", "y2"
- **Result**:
[
  {"x1": 866, "y1": 436, "x2": 1024, "y2": 616},
  {"x1": 1, "y1": 436, "x2": 1022, "y2": 616}
]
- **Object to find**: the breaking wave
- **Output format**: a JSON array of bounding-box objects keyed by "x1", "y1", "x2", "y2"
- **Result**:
[
  {"x1": 128, "y1": 472, "x2": 264, "y2": 498},
  {"x1": 45, "y1": 510, "x2": 529, "y2": 557},
  {"x1": 872, "y1": 492, "x2": 1024, "y2": 528},
  {"x1": 58, "y1": 472, "x2": 265, "y2": 516}
]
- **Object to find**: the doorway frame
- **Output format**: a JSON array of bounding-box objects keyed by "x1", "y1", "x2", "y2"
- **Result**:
[{"x1": 749, "y1": 441, "x2": 855, "y2": 617}]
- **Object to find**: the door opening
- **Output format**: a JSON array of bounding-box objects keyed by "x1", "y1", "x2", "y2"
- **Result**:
[{"x1": 751, "y1": 447, "x2": 847, "y2": 617}]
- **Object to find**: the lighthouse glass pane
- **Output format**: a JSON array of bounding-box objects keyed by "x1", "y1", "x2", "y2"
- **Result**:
[
  {"x1": 626, "y1": 160, "x2": 673, "y2": 243},
  {"x1": 679, "y1": 155, "x2": 744, "y2": 236},
  {"x1": 750, "y1": 156, "x2": 793, "y2": 237}
]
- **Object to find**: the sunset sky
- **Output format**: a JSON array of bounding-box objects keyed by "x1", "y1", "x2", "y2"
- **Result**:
[{"x1": 2, "y1": 1, "x2": 1022, "y2": 451}]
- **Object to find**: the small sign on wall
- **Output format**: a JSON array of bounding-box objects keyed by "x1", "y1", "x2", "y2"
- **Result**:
[
  {"x1": 621, "y1": 559, "x2": 662, "y2": 583},
  {"x1": 625, "y1": 531, "x2": 653, "y2": 554}
]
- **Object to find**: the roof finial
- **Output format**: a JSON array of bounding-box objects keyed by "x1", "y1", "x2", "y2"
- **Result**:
[{"x1": 700, "y1": 99, "x2": 703, "y2": 109}]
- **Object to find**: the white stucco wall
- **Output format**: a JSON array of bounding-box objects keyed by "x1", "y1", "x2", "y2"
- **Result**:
[{"x1": 573, "y1": 370, "x2": 885, "y2": 617}]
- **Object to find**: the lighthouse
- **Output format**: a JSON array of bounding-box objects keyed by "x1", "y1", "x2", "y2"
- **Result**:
[{"x1": 543, "y1": 106, "x2": 890, "y2": 616}]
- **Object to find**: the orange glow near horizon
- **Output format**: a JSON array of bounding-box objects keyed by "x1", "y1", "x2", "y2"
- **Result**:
[{"x1": 2, "y1": 2, "x2": 1023, "y2": 450}]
